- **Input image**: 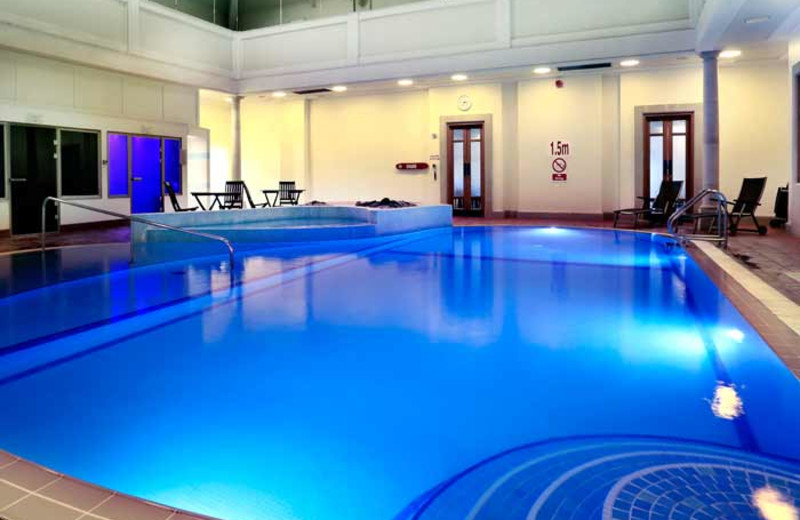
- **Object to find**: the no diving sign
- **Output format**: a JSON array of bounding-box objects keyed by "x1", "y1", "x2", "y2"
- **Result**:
[
  {"x1": 549, "y1": 140, "x2": 570, "y2": 182},
  {"x1": 551, "y1": 157, "x2": 568, "y2": 182}
]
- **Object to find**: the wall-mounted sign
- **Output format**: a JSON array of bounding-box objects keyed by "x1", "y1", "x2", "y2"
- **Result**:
[
  {"x1": 550, "y1": 140, "x2": 570, "y2": 183},
  {"x1": 396, "y1": 162, "x2": 429, "y2": 171},
  {"x1": 429, "y1": 154, "x2": 440, "y2": 161}
]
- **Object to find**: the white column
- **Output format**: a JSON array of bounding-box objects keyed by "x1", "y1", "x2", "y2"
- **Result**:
[
  {"x1": 701, "y1": 50, "x2": 720, "y2": 191},
  {"x1": 231, "y1": 95, "x2": 243, "y2": 181}
]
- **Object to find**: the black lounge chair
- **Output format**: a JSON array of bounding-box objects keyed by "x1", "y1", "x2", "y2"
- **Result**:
[
  {"x1": 278, "y1": 181, "x2": 304, "y2": 206},
  {"x1": 727, "y1": 177, "x2": 768, "y2": 235},
  {"x1": 222, "y1": 181, "x2": 246, "y2": 209},
  {"x1": 613, "y1": 180, "x2": 683, "y2": 229},
  {"x1": 165, "y1": 181, "x2": 198, "y2": 212},
  {"x1": 226, "y1": 180, "x2": 268, "y2": 209}
]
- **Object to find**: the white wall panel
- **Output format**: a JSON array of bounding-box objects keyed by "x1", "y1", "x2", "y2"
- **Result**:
[
  {"x1": 241, "y1": 23, "x2": 349, "y2": 73},
  {"x1": 123, "y1": 78, "x2": 164, "y2": 120},
  {"x1": 139, "y1": 7, "x2": 234, "y2": 73},
  {"x1": 0, "y1": 0, "x2": 126, "y2": 48},
  {"x1": 75, "y1": 68, "x2": 124, "y2": 115},
  {"x1": 512, "y1": 0, "x2": 690, "y2": 40},
  {"x1": 360, "y1": 1, "x2": 496, "y2": 58},
  {"x1": 164, "y1": 84, "x2": 198, "y2": 125},
  {"x1": 15, "y1": 56, "x2": 75, "y2": 108}
]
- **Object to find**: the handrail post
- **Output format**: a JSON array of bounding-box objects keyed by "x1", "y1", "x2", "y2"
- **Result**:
[
  {"x1": 41, "y1": 197, "x2": 53, "y2": 252},
  {"x1": 38, "y1": 196, "x2": 236, "y2": 269}
]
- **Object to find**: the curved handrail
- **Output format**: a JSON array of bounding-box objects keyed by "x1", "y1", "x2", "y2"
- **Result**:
[
  {"x1": 41, "y1": 197, "x2": 236, "y2": 268},
  {"x1": 667, "y1": 188, "x2": 729, "y2": 248}
]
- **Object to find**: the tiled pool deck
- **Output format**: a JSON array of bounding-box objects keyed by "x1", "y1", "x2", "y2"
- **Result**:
[{"x1": 0, "y1": 450, "x2": 213, "y2": 520}]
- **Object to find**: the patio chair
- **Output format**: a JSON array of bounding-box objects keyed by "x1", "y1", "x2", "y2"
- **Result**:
[
  {"x1": 278, "y1": 181, "x2": 303, "y2": 206},
  {"x1": 223, "y1": 180, "x2": 245, "y2": 209},
  {"x1": 165, "y1": 181, "x2": 198, "y2": 212},
  {"x1": 727, "y1": 177, "x2": 768, "y2": 235},
  {"x1": 227, "y1": 180, "x2": 268, "y2": 209},
  {"x1": 613, "y1": 180, "x2": 683, "y2": 229}
]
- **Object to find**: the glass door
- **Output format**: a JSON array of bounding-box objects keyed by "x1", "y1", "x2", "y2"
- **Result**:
[
  {"x1": 644, "y1": 115, "x2": 693, "y2": 200},
  {"x1": 131, "y1": 136, "x2": 163, "y2": 214},
  {"x1": 448, "y1": 123, "x2": 485, "y2": 217},
  {"x1": 9, "y1": 125, "x2": 58, "y2": 235}
]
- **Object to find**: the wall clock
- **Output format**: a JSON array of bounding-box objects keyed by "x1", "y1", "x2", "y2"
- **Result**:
[{"x1": 457, "y1": 94, "x2": 472, "y2": 112}]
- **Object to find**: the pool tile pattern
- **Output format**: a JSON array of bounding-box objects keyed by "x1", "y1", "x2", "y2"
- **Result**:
[
  {"x1": 0, "y1": 451, "x2": 219, "y2": 520},
  {"x1": 397, "y1": 437, "x2": 800, "y2": 520}
]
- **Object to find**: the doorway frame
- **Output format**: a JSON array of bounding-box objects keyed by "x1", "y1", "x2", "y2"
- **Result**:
[
  {"x1": 446, "y1": 121, "x2": 487, "y2": 217},
  {"x1": 634, "y1": 104, "x2": 703, "y2": 203},
  {"x1": 642, "y1": 111, "x2": 695, "y2": 200},
  {"x1": 439, "y1": 114, "x2": 493, "y2": 216}
]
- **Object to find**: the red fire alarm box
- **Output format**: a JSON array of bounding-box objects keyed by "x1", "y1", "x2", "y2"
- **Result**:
[{"x1": 396, "y1": 163, "x2": 429, "y2": 171}]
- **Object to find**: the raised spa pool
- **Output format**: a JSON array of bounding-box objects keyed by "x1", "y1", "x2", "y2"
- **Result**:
[{"x1": 1, "y1": 227, "x2": 799, "y2": 520}]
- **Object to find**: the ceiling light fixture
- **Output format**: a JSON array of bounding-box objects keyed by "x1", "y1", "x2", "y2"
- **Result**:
[
  {"x1": 331, "y1": 85, "x2": 348, "y2": 92},
  {"x1": 533, "y1": 67, "x2": 552, "y2": 75},
  {"x1": 451, "y1": 74, "x2": 468, "y2": 81},
  {"x1": 398, "y1": 79, "x2": 414, "y2": 87},
  {"x1": 272, "y1": 91, "x2": 287, "y2": 98},
  {"x1": 620, "y1": 59, "x2": 640, "y2": 67},
  {"x1": 720, "y1": 49, "x2": 742, "y2": 59}
]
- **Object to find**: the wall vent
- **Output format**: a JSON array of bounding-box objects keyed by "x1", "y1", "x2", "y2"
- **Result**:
[
  {"x1": 293, "y1": 88, "x2": 333, "y2": 95},
  {"x1": 557, "y1": 63, "x2": 612, "y2": 72}
]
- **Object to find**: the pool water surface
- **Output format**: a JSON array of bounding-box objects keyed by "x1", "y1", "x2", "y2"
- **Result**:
[{"x1": 0, "y1": 227, "x2": 798, "y2": 520}]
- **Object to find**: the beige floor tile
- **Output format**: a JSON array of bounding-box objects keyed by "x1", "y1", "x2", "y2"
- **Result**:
[
  {"x1": 91, "y1": 494, "x2": 173, "y2": 520},
  {"x1": 0, "y1": 481, "x2": 28, "y2": 509},
  {"x1": 2, "y1": 495, "x2": 82, "y2": 520},
  {"x1": 38, "y1": 477, "x2": 112, "y2": 512},
  {"x1": 0, "y1": 461, "x2": 59, "y2": 491}
]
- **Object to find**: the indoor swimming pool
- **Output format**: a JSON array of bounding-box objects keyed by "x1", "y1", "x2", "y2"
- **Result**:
[{"x1": 0, "y1": 226, "x2": 798, "y2": 520}]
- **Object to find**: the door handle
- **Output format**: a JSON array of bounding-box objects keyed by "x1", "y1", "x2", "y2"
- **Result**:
[
  {"x1": 132, "y1": 177, "x2": 143, "y2": 182},
  {"x1": 9, "y1": 178, "x2": 27, "y2": 183}
]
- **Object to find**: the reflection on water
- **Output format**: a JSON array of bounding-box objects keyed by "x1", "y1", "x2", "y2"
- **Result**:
[
  {"x1": 753, "y1": 487, "x2": 799, "y2": 520},
  {"x1": 710, "y1": 382, "x2": 744, "y2": 420}
]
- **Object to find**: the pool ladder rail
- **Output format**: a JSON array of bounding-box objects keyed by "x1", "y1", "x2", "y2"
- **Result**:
[
  {"x1": 667, "y1": 188, "x2": 729, "y2": 249},
  {"x1": 40, "y1": 197, "x2": 236, "y2": 268}
]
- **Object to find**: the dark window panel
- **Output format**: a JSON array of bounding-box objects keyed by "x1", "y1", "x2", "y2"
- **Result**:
[{"x1": 60, "y1": 131, "x2": 100, "y2": 197}]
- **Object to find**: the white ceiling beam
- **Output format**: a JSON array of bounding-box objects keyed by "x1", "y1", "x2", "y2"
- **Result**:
[{"x1": 695, "y1": 0, "x2": 748, "y2": 52}]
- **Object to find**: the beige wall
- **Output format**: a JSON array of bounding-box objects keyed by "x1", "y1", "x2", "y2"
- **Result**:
[
  {"x1": 206, "y1": 59, "x2": 792, "y2": 219},
  {"x1": 199, "y1": 91, "x2": 234, "y2": 191},
  {"x1": 517, "y1": 75, "x2": 604, "y2": 214},
  {"x1": 241, "y1": 98, "x2": 307, "y2": 197},
  {"x1": 309, "y1": 91, "x2": 432, "y2": 203}
]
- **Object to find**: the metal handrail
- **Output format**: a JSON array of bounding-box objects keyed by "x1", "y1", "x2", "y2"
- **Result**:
[
  {"x1": 667, "y1": 188, "x2": 729, "y2": 248},
  {"x1": 41, "y1": 197, "x2": 236, "y2": 268}
]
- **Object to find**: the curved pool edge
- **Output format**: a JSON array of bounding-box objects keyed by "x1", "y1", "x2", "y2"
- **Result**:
[{"x1": 0, "y1": 448, "x2": 221, "y2": 520}]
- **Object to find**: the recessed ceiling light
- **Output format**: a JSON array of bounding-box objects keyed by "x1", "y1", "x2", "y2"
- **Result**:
[
  {"x1": 720, "y1": 49, "x2": 742, "y2": 59},
  {"x1": 451, "y1": 74, "x2": 468, "y2": 81},
  {"x1": 620, "y1": 59, "x2": 640, "y2": 68},
  {"x1": 331, "y1": 85, "x2": 348, "y2": 92},
  {"x1": 398, "y1": 79, "x2": 414, "y2": 87},
  {"x1": 745, "y1": 16, "x2": 770, "y2": 24},
  {"x1": 272, "y1": 91, "x2": 287, "y2": 98},
  {"x1": 533, "y1": 66, "x2": 552, "y2": 75}
]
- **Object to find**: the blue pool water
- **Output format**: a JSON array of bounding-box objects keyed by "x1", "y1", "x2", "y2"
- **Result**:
[{"x1": 0, "y1": 227, "x2": 799, "y2": 520}]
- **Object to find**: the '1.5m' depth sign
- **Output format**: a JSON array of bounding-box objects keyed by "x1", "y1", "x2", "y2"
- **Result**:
[{"x1": 549, "y1": 140, "x2": 570, "y2": 182}]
